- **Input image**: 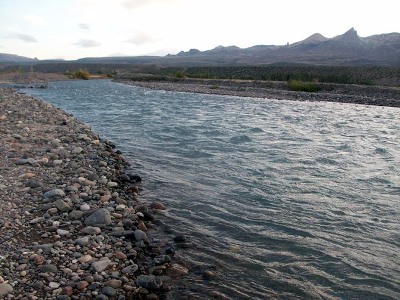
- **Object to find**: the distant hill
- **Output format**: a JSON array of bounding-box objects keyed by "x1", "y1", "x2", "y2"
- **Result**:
[
  {"x1": 170, "y1": 28, "x2": 400, "y2": 66},
  {"x1": 0, "y1": 53, "x2": 36, "y2": 63},
  {"x1": 1, "y1": 28, "x2": 400, "y2": 67}
]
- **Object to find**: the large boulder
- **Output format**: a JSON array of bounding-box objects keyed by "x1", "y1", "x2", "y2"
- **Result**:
[{"x1": 84, "y1": 208, "x2": 112, "y2": 226}]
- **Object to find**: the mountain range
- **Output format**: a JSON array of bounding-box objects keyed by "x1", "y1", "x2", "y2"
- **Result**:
[{"x1": 1, "y1": 28, "x2": 400, "y2": 66}]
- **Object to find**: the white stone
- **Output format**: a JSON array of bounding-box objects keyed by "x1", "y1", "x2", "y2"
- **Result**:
[
  {"x1": 49, "y1": 282, "x2": 60, "y2": 289},
  {"x1": 80, "y1": 203, "x2": 91, "y2": 211},
  {"x1": 56, "y1": 229, "x2": 69, "y2": 236}
]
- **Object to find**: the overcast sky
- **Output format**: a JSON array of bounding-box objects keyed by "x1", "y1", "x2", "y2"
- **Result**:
[{"x1": 0, "y1": 0, "x2": 399, "y2": 60}]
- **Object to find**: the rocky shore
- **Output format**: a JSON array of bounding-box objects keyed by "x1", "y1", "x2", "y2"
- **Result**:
[
  {"x1": 0, "y1": 88, "x2": 189, "y2": 299},
  {"x1": 115, "y1": 78, "x2": 400, "y2": 108}
]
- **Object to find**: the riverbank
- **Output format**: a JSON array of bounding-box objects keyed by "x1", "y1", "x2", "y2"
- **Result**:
[
  {"x1": 115, "y1": 78, "x2": 400, "y2": 108},
  {"x1": 0, "y1": 88, "x2": 189, "y2": 299}
]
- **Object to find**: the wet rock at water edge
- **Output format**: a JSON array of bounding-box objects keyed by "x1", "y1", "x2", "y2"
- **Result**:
[
  {"x1": 136, "y1": 275, "x2": 163, "y2": 290},
  {"x1": 134, "y1": 229, "x2": 147, "y2": 241},
  {"x1": 110, "y1": 230, "x2": 136, "y2": 239},
  {"x1": 166, "y1": 264, "x2": 189, "y2": 277},
  {"x1": 150, "y1": 201, "x2": 166, "y2": 210}
]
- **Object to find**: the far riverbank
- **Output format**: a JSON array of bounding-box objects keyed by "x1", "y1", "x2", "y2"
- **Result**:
[{"x1": 115, "y1": 78, "x2": 400, "y2": 108}]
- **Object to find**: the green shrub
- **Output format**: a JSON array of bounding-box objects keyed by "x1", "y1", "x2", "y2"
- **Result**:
[
  {"x1": 65, "y1": 69, "x2": 90, "y2": 80},
  {"x1": 175, "y1": 71, "x2": 186, "y2": 78},
  {"x1": 287, "y1": 80, "x2": 321, "y2": 92}
]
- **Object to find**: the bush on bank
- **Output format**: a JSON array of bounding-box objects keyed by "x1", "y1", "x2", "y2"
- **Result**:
[
  {"x1": 287, "y1": 80, "x2": 321, "y2": 92},
  {"x1": 65, "y1": 69, "x2": 90, "y2": 80}
]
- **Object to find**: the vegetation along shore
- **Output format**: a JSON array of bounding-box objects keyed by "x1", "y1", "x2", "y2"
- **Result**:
[{"x1": 0, "y1": 88, "x2": 192, "y2": 299}]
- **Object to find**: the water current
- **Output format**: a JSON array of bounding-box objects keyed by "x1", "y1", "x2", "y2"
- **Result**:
[{"x1": 22, "y1": 80, "x2": 400, "y2": 299}]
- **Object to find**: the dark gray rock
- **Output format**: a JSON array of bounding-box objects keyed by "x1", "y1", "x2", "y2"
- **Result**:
[
  {"x1": 85, "y1": 208, "x2": 112, "y2": 226},
  {"x1": 154, "y1": 255, "x2": 171, "y2": 265},
  {"x1": 134, "y1": 229, "x2": 147, "y2": 241},
  {"x1": 136, "y1": 275, "x2": 162, "y2": 290},
  {"x1": 75, "y1": 236, "x2": 90, "y2": 246},
  {"x1": 121, "y1": 264, "x2": 139, "y2": 275},
  {"x1": 110, "y1": 230, "x2": 135, "y2": 238},
  {"x1": 54, "y1": 199, "x2": 71, "y2": 212},
  {"x1": 102, "y1": 286, "x2": 117, "y2": 297},
  {"x1": 38, "y1": 264, "x2": 58, "y2": 273},
  {"x1": 43, "y1": 188, "x2": 65, "y2": 199},
  {"x1": 69, "y1": 210, "x2": 84, "y2": 220}
]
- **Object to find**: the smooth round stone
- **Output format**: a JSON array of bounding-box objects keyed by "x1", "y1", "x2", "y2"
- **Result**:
[
  {"x1": 71, "y1": 146, "x2": 83, "y2": 154},
  {"x1": 43, "y1": 188, "x2": 65, "y2": 199},
  {"x1": 100, "y1": 195, "x2": 111, "y2": 202},
  {"x1": 107, "y1": 181, "x2": 118, "y2": 188},
  {"x1": 114, "y1": 251, "x2": 127, "y2": 260},
  {"x1": 47, "y1": 208, "x2": 59, "y2": 215},
  {"x1": 57, "y1": 229, "x2": 69, "y2": 236},
  {"x1": 21, "y1": 172, "x2": 35, "y2": 179},
  {"x1": 79, "y1": 254, "x2": 93, "y2": 264},
  {"x1": 76, "y1": 280, "x2": 89, "y2": 290},
  {"x1": 116, "y1": 204, "x2": 126, "y2": 211},
  {"x1": 81, "y1": 226, "x2": 101, "y2": 235},
  {"x1": 0, "y1": 282, "x2": 13, "y2": 297},
  {"x1": 106, "y1": 279, "x2": 122, "y2": 288},
  {"x1": 75, "y1": 236, "x2": 90, "y2": 246},
  {"x1": 102, "y1": 286, "x2": 117, "y2": 296},
  {"x1": 33, "y1": 255, "x2": 45, "y2": 265},
  {"x1": 69, "y1": 210, "x2": 84, "y2": 220},
  {"x1": 49, "y1": 282, "x2": 60, "y2": 289},
  {"x1": 80, "y1": 203, "x2": 91, "y2": 211},
  {"x1": 134, "y1": 230, "x2": 147, "y2": 241}
]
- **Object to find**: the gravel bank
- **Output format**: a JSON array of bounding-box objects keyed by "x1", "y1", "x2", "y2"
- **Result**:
[
  {"x1": 0, "y1": 88, "x2": 189, "y2": 299},
  {"x1": 115, "y1": 78, "x2": 400, "y2": 108}
]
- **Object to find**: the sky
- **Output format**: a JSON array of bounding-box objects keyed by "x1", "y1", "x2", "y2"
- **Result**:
[{"x1": 0, "y1": 0, "x2": 399, "y2": 60}]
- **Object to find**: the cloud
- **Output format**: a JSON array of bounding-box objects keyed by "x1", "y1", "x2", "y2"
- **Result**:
[
  {"x1": 79, "y1": 23, "x2": 90, "y2": 30},
  {"x1": 122, "y1": 0, "x2": 180, "y2": 9},
  {"x1": 122, "y1": 0, "x2": 147, "y2": 9},
  {"x1": 23, "y1": 14, "x2": 47, "y2": 27},
  {"x1": 126, "y1": 32, "x2": 159, "y2": 45},
  {"x1": 7, "y1": 32, "x2": 38, "y2": 43},
  {"x1": 74, "y1": 39, "x2": 101, "y2": 47}
]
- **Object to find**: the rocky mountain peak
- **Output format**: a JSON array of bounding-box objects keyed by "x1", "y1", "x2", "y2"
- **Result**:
[
  {"x1": 301, "y1": 33, "x2": 328, "y2": 44},
  {"x1": 335, "y1": 27, "x2": 361, "y2": 42}
]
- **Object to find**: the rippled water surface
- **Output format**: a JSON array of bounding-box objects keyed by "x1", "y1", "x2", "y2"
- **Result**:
[{"x1": 23, "y1": 80, "x2": 400, "y2": 299}]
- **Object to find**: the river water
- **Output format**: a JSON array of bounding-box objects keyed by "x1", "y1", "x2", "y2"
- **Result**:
[{"x1": 22, "y1": 80, "x2": 400, "y2": 299}]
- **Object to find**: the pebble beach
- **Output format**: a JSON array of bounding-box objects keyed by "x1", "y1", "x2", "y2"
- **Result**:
[
  {"x1": 0, "y1": 88, "x2": 189, "y2": 299},
  {"x1": 115, "y1": 78, "x2": 400, "y2": 108}
]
